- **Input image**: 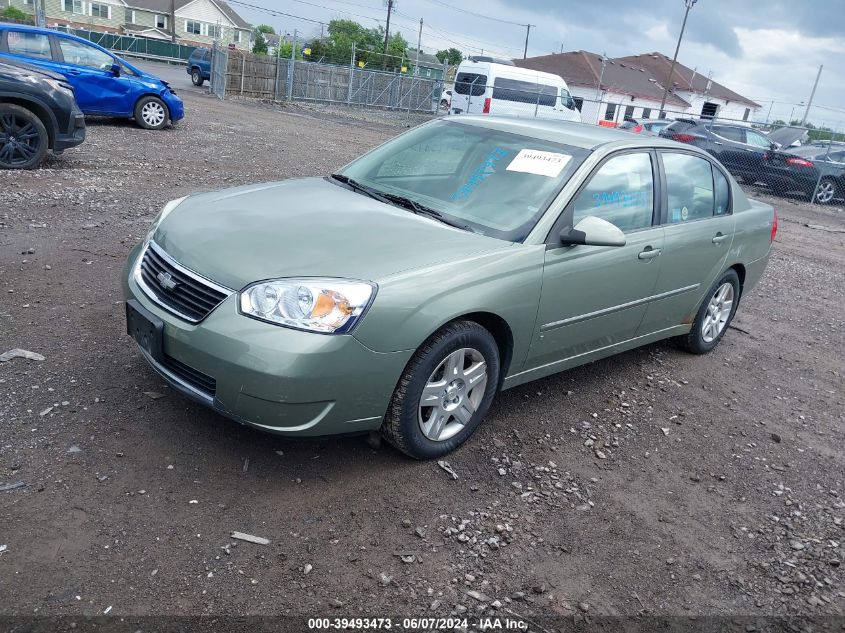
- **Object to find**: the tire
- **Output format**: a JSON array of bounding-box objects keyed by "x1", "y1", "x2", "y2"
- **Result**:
[
  {"x1": 813, "y1": 177, "x2": 838, "y2": 204},
  {"x1": 440, "y1": 99, "x2": 448, "y2": 109},
  {"x1": 0, "y1": 103, "x2": 49, "y2": 170},
  {"x1": 134, "y1": 96, "x2": 169, "y2": 130},
  {"x1": 382, "y1": 320, "x2": 500, "y2": 459},
  {"x1": 191, "y1": 68, "x2": 204, "y2": 86},
  {"x1": 678, "y1": 269, "x2": 741, "y2": 354}
]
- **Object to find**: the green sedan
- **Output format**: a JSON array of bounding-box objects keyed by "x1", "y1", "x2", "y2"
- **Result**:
[{"x1": 123, "y1": 116, "x2": 777, "y2": 459}]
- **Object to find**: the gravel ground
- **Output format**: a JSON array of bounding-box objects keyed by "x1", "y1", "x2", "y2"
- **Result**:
[{"x1": 0, "y1": 85, "x2": 843, "y2": 623}]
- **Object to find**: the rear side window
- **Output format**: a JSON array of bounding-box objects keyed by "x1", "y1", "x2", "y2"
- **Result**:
[
  {"x1": 714, "y1": 168, "x2": 730, "y2": 216},
  {"x1": 454, "y1": 72, "x2": 486, "y2": 96},
  {"x1": 492, "y1": 78, "x2": 557, "y2": 106},
  {"x1": 662, "y1": 153, "x2": 716, "y2": 222},
  {"x1": 712, "y1": 126, "x2": 745, "y2": 143},
  {"x1": 6, "y1": 31, "x2": 52, "y2": 60},
  {"x1": 572, "y1": 153, "x2": 654, "y2": 232}
]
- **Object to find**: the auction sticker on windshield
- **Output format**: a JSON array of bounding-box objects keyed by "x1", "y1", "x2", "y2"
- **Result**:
[{"x1": 506, "y1": 149, "x2": 572, "y2": 177}]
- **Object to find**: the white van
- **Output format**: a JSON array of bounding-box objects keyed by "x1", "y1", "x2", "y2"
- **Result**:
[{"x1": 449, "y1": 57, "x2": 581, "y2": 123}]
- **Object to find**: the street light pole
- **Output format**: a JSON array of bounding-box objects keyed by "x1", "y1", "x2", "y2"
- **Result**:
[
  {"x1": 523, "y1": 24, "x2": 534, "y2": 59},
  {"x1": 658, "y1": 0, "x2": 697, "y2": 116}
]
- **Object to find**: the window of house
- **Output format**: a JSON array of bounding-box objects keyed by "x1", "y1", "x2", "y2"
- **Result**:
[
  {"x1": 23, "y1": 0, "x2": 34, "y2": 5},
  {"x1": 701, "y1": 101, "x2": 719, "y2": 118},
  {"x1": 233, "y1": 30, "x2": 241, "y2": 43},
  {"x1": 624, "y1": 105, "x2": 635, "y2": 119},
  {"x1": 662, "y1": 153, "x2": 716, "y2": 223},
  {"x1": 641, "y1": 108, "x2": 651, "y2": 119},
  {"x1": 155, "y1": 15, "x2": 168, "y2": 29},
  {"x1": 743, "y1": 108, "x2": 750, "y2": 121},
  {"x1": 63, "y1": 0, "x2": 84, "y2": 14},
  {"x1": 90, "y1": 2, "x2": 110, "y2": 18},
  {"x1": 186, "y1": 21, "x2": 202, "y2": 35},
  {"x1": 206, "y1": 24, "x2": 220, "y2": 38},
  {"x1": 604, "y1": 103, "x2": 616, "y2": 121},
  {"x1": 58, "y1": 37, "x2": 114, "y2": 69},
  {"x1": 6, "y1": 31, "x2": 52, "y2": 59},
  {"x1": 572, "y1": 153, "x2": 654, "y2": 232},
  {"x1": 124, "y1": 8, "x2": 135, "y2": 23}
]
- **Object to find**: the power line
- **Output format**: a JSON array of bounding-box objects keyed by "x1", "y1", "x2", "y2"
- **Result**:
[
  {"x1": 227, "y1": 0, "x2": 381, "y2": 26},
  {"x1": 421, "y1": 0, "x2": 527, "y2": 26}
]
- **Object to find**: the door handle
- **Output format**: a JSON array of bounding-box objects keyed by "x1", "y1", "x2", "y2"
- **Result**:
[
  {"x1": 638, "y1": 247, "x2": 661, "y2": 260},
  {"x1": 712, "y1": 233, "x2": 730, "y2": 244},
  {"x1": 713, "y1": 141, "x2": 723, "y2": 145},
  {"x1": 67, "y1": 70, "x2": 81, "y2": 75}
]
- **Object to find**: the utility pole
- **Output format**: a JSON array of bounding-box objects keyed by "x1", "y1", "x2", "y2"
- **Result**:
[
  {"x1": 522, "y1": 24, "x2": 533, "y2": 59},
  {"x1": 170, "y1": 0, "x2": 177, "y2": 43},
  {"x1": 658, "y1": 0, "x2": 697, "y2": 115},
  {"x1": 383, "y1": 0, "x2": 394, "y2": 53},
  {"x1": 801, "y1": 64, "x2": 823, "y2": 126},
  {"x1": 414, "y1": 18, "x2": 422, "y2": 76}
]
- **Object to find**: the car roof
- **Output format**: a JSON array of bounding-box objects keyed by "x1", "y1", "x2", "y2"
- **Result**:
[
  {"x1": 1, "y1": 23, "x2": 108, "y2": 49},
  {"x1": 448, "y1": 115, "x2": 688, "y2": 150}
]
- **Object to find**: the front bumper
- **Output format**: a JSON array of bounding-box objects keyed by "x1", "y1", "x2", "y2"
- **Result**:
[
  {"x1": 54, "y1": 112, "x2": 86, "y2": 151},
  {"x1": 162, "y1": 91, "x2": 185, "y2": 123},
  {"x1": 122, "y1": 243, "x2": 411, "y2": 436}
]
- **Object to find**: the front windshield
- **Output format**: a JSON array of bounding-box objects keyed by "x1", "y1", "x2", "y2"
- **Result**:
[{"x1": 338, "y1": 120, "x2": 589, "y2": 241}]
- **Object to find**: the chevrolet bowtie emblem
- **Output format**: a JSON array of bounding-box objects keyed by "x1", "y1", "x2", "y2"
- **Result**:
[{"x1": 156, "y1": 271, "x2": 179, "y2": 291}]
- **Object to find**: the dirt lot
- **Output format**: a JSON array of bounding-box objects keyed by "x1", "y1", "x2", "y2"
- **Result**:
[{"x1": 1, "y1": 84, "x2": 843, "y2": 624}]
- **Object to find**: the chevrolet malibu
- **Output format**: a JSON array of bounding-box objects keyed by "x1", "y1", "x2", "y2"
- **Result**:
[{"x1": 123, "y1": 116, "x2": 776, "y2": 459}]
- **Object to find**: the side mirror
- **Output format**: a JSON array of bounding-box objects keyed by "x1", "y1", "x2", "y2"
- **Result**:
[
  {"x1": 771, "y1": 142, "x2": 781, "y2": 150},
  {"x1": 560, "y1": 216, "x2": 626, "y2": 247},
  {"x1": 111, "y1": 63, "x2": 121, "y2": 77}
]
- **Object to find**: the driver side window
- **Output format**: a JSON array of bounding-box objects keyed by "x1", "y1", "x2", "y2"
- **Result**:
[
  {"x1": 58, "y1": 38, "x2": 114, "y2": 70},
  {"x1": 571, "y1": 153, "x2": 654, "y2": 232}
]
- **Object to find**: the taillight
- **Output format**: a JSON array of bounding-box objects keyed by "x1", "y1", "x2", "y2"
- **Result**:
[
  {"x1": 771, "y1": 209, "x2": 778, "y2": 243},
  {"x1": 672, "y1": 133, "x2": 696, "y2": 143},
  {"x1": 482, "y1": 97, "x2": 491, "y2": 114},
  {"x1": 633, "y1": 125, "x2": 643, "y2": 133},
  {"x1": 786, "y1": 157, "x2": 814, "y2": 168}
]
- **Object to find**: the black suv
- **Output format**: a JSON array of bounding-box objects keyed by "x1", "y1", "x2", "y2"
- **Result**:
[
  {"x1": 0, "y1": 60, "x2": 85, "y2": 169},
  {"x1": 659, "y1": 119, "x2": 777, "y2": 184}
]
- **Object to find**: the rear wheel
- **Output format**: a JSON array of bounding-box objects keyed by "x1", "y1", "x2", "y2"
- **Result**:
[
  {"x1": 813, "y1": 177, "x2": 838, "y2": 204},
  {"x1": 0, "y1": 104, "x2": 49, "y2": 170},
  {"x1": 134, "y1": 96, "x2": 169, "y2": 130},
  {"x1": 382, "y1": 321, "x2": 500, "y2": 459},
  {"x1": 191, "y1": 68, "x2": 204, "y2": 86},
  {"x1": 678, "y1": 269, "x2": 740, "y2": 354}
]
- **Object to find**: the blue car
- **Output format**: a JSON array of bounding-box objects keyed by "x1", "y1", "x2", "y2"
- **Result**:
[
  {"x1": 0, "y1": 24, "x2": 183, "y2": 130},
  {"x1": 187, "y1": 48, "x2": 211, "y2": 86}
]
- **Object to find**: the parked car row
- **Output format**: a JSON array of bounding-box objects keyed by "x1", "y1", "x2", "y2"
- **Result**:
[{"x1": 0, "y1": 24, "x2": 185, "y2": 168}]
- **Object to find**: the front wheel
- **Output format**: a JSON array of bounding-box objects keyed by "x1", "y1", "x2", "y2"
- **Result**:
[
  {"x1": 191, "y1": 69, "x2": 204, "y2": 86},
  {"x1": 0, "y1": 103, "x2": 49, "y2": 170},
  {"x1": 134, "y1": 96, "x2": 169, "y2": 130},
  {"x1": 813, "y1": 177, "x2": 838, "y2": 204},
  {"x1": 678, "y1": 269, "x2": 740, "y2": 354},
  {"x1": 382, "y1": 321, "x2": 500, "y2": 459}
]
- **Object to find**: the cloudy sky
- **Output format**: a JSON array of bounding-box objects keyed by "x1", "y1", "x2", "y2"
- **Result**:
[{"x1": 230, "y1": 0, "x2": 845, "y2": 128}]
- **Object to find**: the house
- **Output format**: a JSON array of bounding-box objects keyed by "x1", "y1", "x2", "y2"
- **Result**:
[
  {"x1": 617, "y1": 53, "x2": 761, "y2": 122},
  {"x1": 405, "y1": 48, "x2": 443, "y2": 80},
  {"x1": 5, "y1": 0, "x2": 252, "y2": 49},
  {"x1": 514, "y1": 50, "x2": 761, "y2": 124},
  {"x1": 514, "y1": 50, "x2": 691, "y2": 125}
]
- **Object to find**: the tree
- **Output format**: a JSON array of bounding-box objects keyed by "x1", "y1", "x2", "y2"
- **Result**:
[
  {"x1": 1, "y1": 6, "x2": 29, "y2": 21},
  {"x1": 435, "y1": 47, "x2": 463, "y2": 66},
  {"x1": 255, "y1": 24, "x2": 275, "y2": 35},
  {"x1": 252, "y1": 31, "x2": 268, "y2": 55}
]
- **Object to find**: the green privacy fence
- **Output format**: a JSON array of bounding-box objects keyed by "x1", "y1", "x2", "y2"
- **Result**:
[{"x1": 53, "y1": 26, "x2": 199, "y2": 63}]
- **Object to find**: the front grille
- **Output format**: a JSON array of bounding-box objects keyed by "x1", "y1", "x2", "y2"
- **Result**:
[
  {"x1": 162, "y1": 354, "x2": 217, "y2": 398},
  {"x1": 137, "y1": 242, "x2": 230, "y2": 322}
]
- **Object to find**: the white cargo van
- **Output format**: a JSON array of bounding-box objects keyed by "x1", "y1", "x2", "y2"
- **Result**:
[{"x1": 450, "y1": 57, "x2": 581, "y2": 123}]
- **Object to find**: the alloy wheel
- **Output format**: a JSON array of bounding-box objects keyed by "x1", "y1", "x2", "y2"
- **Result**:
[
  {"x1": 701, "y1": 282, "x2": 734, "y2": 343},
  {"x1": 418, "y1": 347, "x2": 487, "y2": 442},
  {"x1": 0, "y1": 113, "x2": 40, "y2": 168},
  {"x1": 141, "y1": 101, "x2": 166, "y2": 128},
  {"x1": 815, "y1": 180, "x2": 835, "y2": 204}
]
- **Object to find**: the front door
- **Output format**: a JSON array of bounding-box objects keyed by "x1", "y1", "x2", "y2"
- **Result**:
[
  {"x1": 639, "y1": 151, "x2": 736, "y2": 333},
  {"x1": 526, "y1": 151, "x2": 665, "y2": 370},
  {"x1": 51, "y1": 36, "x2": 132, "y2": 115}
]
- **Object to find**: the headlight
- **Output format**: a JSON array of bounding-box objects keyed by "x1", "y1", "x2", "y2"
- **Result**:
[
  {"x1": 146, "y1": 196, "x2": 187, "y2": 243},
  {"x1": 239, "y1": 278, "x2": 376, "y2": 334}
]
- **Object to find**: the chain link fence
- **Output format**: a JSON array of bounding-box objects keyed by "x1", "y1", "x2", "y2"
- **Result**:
[{"x1": 52, "y1": 25, "x2": 198, "y2": 63}]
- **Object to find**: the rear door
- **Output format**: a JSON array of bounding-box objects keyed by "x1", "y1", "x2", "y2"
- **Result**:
[
  {"x1": 638, "y1": 151, "x2": 735, "y2": 334},
  {"x1": 51, "y1": 35, "x2": 132, "y2": 115},
  {"x1": 526, "y1": 151, "x2": 665, "y2": 369},
  {"x1": 708, "y1": 125, "x2": 752, "y2": 177},
  {"x1": 451, "y1": 70, "x2": 487, "y2": 114},
  {"x1": 0, "y1": 28, "x2": 57, "y2": 72}
]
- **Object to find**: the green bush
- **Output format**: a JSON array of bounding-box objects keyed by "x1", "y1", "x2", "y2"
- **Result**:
[{"x1": 1, "y1": 6, "x2": 30, "y2": 21}]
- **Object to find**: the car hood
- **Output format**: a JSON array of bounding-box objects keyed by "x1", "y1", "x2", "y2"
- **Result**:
[
  {"x1": 0, "y1": 59, "x2": 64, "y2": 82},
  {"x1": 768, "y1": 126, "x2": 808, "y2": 148},
  {"x1": 153, "y1": 177, "x2": 508, "y2": 290}
]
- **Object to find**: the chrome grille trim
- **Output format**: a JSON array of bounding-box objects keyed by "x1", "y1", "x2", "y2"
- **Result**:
[{"x1": 134, "y1": 241, "x2": 233, "y2": 323}]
